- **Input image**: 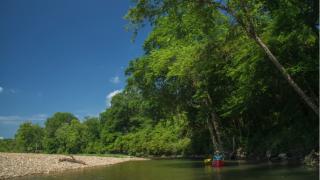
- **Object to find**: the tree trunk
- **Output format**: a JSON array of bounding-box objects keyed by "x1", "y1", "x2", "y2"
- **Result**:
[
  {"x1": 206, "y1": 119, "x2": 219, "y2": 151},
  {"x1": 209, "y1": 1, "x2": 319, "y2": 116},
  {"x1": 59, "y1": 155, "x2": 87, "y2": 165},
  {"x1": 253, "y1": 35, "x2": 319, "y2": 116},
  {"x1": 205, "y1": 93, "x2": 224, "y2": 152},
  {"x1": 210, "y1": 111, "x2": 224, "y2": 152}
]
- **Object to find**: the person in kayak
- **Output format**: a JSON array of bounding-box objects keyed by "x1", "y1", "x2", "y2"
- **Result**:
[
  {"x1": 213, "y1": 151, "x2": 223, "y2": 160},
  {"x1": 212, "y1": 150, "x2": 224, "y2": 167}
]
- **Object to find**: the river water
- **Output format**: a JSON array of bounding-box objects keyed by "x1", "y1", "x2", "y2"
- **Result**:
[{"x1": 17, "y1": 160, "x2": 318, "y2": 180}]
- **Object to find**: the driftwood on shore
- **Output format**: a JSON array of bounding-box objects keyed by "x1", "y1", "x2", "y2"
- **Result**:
[
  {"x1": 59, "y1": 155, "x2": 87, "y2": 165},
  {"x1": 0, "y1": 153, "x2": 146, "y2": 179}
]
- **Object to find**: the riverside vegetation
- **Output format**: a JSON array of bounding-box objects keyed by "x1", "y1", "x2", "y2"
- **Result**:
[{"x1": 0, "y1": 0, "x2": 318, "y2": 163}]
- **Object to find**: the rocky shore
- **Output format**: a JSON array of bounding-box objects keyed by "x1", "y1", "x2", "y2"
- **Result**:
[{"x1": 0, "y1": 153, "x2": 146, "y2": 179}]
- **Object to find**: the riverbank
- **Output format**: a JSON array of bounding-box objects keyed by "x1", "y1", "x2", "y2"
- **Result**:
[{"x1": 0, "y1": 153, "x2": 146, "y2": 179}]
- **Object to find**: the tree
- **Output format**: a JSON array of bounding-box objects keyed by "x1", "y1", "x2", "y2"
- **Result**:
[
  {"x1": 55, "y1": 119, "x2": 87, "y2": 154},
  {"x1": 15, "y1": 122, "x2": 44, "y2": 152},
  {"x1": 0, "y1": 139, "x2": 16, "y2": 152},
  {"x1": 212, "y1": 0, "x2": 319, "y2": 115},
  {"x1": 124, "y1": 0, "x2": 318, "y2": 156},
  {"x1": 126, "y1": 0, "x2": 319, "y2": 116},
  {"x1": 125, "y1": 1, "x2": 233, "y2": 151},
  {"x1": 43, "y1": 112, "x2": 78, "y2": 153},
  {"x1": 82, "y1": 117, "x2": 102, "y2": 153}
]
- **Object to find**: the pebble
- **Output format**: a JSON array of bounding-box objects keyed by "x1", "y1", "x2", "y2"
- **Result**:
[{"x1": 0, "y1": 153, "x2": 145, "y2": 179}]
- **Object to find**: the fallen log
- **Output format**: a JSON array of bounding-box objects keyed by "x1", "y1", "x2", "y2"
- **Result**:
[{"x1": 59, "y1": 155, "x2": 87, "y2": 165}]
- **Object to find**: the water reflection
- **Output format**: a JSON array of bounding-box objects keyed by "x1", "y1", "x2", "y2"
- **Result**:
[{"x1": 16, "y1": 160, "x2": 318, "y2": 180}]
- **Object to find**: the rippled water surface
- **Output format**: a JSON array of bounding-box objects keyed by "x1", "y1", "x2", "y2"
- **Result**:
[{"x1": 17, "y1": 160, "x2": 318, "y2": 180}]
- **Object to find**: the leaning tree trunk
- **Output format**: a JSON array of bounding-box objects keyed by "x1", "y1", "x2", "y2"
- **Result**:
[
  {"x1": 210, "y1": 111, "x2": 224, "y2": 152},
  {"x1": 206, "y1": 118, "x2": 220, "y2": 151},
  {"x1": 205, "y1": 94, "x2": 224, "y2": 152},
  {"x1": 208, "y1": 0, "x2": 319, "y2": 116},
  {"x1": 236, "y1": 1, "x2": 319, "y2": 116},
  {"x1": 252, "y1": 35, "x2": 319, "y2": 116}
]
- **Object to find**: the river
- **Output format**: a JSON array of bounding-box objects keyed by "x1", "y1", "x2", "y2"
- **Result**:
[{"x1": 16, "y1": 159, "x2": 318, "y2": 180}]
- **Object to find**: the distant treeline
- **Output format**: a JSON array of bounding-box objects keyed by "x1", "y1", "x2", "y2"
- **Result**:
[
  {"x1": 1, "y1": 0, "x2": 319, "y2": 159},
  {"x1": 0, "y1": 112, "x2": 196, "y2": 156}
]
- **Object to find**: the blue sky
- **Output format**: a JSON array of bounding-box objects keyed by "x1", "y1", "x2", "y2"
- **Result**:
[{"x1": 0, "y1": 0, "x2": 150, "y2": 138}]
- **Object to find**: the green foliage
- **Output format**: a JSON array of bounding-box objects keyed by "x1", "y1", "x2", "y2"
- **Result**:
[
  {"x1": 106, "y1": 113, "x2": 191, "y2": 156},
  {"x1": 43, "y1": 112, "x2": 78, "y2": 153},
  {"x1": 55, "y1": 119, "x2": 87, "y2": 154},
  {"x1": 0, "y1": 139, "x2": 16, "y2": 152},
  {"x1": 82, "y1": 117, "x2": 103, "y2": 153},
  {"x1": 124, "y1": 0, "x2": 319, "y2": 158},
  {"x1": 15, "y1": 122, "x2": 44, "y2": 152}
]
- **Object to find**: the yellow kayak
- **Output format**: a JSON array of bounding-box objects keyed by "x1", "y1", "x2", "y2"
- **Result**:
[{"x1": 203, "y1": 158, "x2": 212, "y2": 165}]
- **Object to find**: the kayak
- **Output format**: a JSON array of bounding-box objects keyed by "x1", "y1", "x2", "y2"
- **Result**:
[
  {"x1": 203, "y1": 158, "x2": 212, "y2": 165},
  {"x1": 212, "y1": 160, "x2": 224, "y2": 167}
]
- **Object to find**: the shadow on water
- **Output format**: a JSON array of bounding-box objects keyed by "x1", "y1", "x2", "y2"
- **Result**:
[
  {"x1": 15, "y1": 159, "x2": 318, "y2": 180},
  {"x1": 160, "y1": 159, "x2": 204, "y2": 169}
]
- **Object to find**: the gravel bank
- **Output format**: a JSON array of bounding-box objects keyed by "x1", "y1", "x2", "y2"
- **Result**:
[{"x1": 0, "y1": 153, "x2": 146, "y2": 179}]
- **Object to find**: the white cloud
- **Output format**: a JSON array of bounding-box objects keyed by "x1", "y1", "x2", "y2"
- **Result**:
[
  {"x1": 0, "y1": 87, "x2": 20, "y2": 94},
  {"x1": 107, "y1": 89, "x2": 122, "y2": 99},
  {"x1": 0, "y1": 114, "x2": 48, "y2": 125},
  {"x1": 110, "y1": 76, "x2": 120, "y2": 84},
  {"x1": 9, "y1": 89, "x2": 19, "y2": 94},
  {"x1": 106, "y1": 89, "x2": 122, "y2": 106}
]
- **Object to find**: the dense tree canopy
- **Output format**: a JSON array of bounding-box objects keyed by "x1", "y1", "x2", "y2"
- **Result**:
[
  {"x1": 43, "y1": 112, "x2": 78, "y2": 153},
  {"x1": 15, "y1": 122, "x2": 44, "y2": 152},
  {"x1": 122, "y1": 0, "x2": 319, "y2": 157}
]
